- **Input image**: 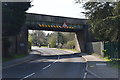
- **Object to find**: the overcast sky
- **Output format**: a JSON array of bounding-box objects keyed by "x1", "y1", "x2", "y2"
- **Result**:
[{"x1": 27, "y1": 0, "x2": 86, "y2": 34}]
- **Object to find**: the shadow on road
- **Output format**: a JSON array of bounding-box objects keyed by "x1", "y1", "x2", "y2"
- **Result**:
[
  {"x1": 3, "y1": 50, "x2": 86, "y2": 78},
  {"x1": 31, "y1": 49, "x2": 82, "y2": 59}
]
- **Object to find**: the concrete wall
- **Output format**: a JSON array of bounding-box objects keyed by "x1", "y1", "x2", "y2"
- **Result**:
[
  {"x1": 9, "y1": 26, "x2": 88, "y2": 54},
  {"x1": 8, "y1": 36, "x2": 16, "y2": 55},
  {"x1": 8, "y1": 26, "x2": 28, "y2": 55},
  {"x1": 86, "y1": 42, "x2": 104, "y2": 57},
  {"x1": 9, "y1": 27, "x2": 88, "y2": 54},
  {"x1": 26, "y1": 13, "x2": 87, "y2": 25},
  {"x1": 75, "y1": 30, "x2": 86, "y2": 52},
  {"x1": 17, "y1": 26, "x2": 28, "y2": 54}
]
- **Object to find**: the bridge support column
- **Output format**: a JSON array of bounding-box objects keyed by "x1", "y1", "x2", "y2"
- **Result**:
[
  {"x1": 17, "y1": 26, "x2": 28, "y2": 54},
  {"x1": 75, "y1": 30, "x2": 86, "y2": 52}
]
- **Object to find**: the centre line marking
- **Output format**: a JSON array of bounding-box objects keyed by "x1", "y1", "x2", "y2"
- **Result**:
[
  {"x1": 20, "y1": 50, "x2": 60, "y2": 79},
  {"x1": 20, "y1": 73, "x2": 35, "y2": 80},
  {"x1": 42, "y1": 64, "x2": 51, "y2": 69},
  {"x1": 42, "y1": 54, "x2": 60, "y2": 70}
]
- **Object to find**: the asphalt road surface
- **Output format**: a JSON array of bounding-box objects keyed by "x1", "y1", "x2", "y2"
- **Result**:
[{"x1": 3, "y1": 47, "x2": 86, "y2": 80}]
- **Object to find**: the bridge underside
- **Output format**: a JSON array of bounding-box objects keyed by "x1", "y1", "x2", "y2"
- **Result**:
[
  {"x1": 15, "y1": 13, "x2": 89, "y2": 54},
  {"x1": 27, "y1": 27, "x2": 87, "y2": 53},
  {"x1": 27, "y1": 25, "x2": 83, "y2": 32}
]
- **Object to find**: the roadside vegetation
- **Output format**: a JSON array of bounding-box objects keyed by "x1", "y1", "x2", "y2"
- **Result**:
[
  {"x1": 3, "y1": 53, "x2": 28, "y2": 62},
  {"x1": 3, "y1": 1, "x2": 120, "y2": 68},
  {"x1": 29, "y1": 31, "x2": 76, "y2": 50},
  {"x1": 90, "y1": 52, "x2": 120, "y2": 69},
  {"x1": 75, "y1": 1, "x2": 120, "y2": 69},
  {"x1": 103, "y1": 56, "x2": 120, "y2": 69},
  {"x1": 57, "y1": 48, "x2": 80, "y2": 53}
]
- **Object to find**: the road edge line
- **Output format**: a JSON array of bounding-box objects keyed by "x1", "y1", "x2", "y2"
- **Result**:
[
  {"x1": 82, "y1": 55, "x2": 101, "y2": 79},
  {"x1": 82, "y1": 56, "x2": 88, "y2": 80}
]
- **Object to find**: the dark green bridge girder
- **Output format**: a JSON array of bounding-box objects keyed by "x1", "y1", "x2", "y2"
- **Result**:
[{"x1": 25, "y1": 13, "x2": 88, "y2": 32}]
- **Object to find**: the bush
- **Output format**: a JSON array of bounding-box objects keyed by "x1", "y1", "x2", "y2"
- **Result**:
[
  {"x1": 62, "y1": 40, "x2": 75, "y2": 49},
  {"x1": 102, "y1": 49, "x2": 107, "y2": 53},
  {"x1": 49, "y1": 42, "x2": 56, "y2": 48},
  {"x1": 48, "y1": 36, "x2": 57, "y2": 48}
]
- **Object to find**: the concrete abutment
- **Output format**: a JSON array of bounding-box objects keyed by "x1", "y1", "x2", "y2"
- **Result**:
[{"x1": 75, "y1": 30, "x2": 86, "y2": 52}]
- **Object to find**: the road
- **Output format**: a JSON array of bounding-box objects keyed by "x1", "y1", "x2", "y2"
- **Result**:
[{"x1": 2, "y1": 47, "x2": 86, "y2": 79}]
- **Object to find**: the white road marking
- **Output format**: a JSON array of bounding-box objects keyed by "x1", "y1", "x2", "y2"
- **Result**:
[
  {"x1": 21, "y1": 50, "x2": 60, "y2": 79},
  {"x1": 42, "y1": 53, "x2": 60, "y2": 69},
  {"x1": 20, "y1": 54, "x2": 60, "y2": 79},
  {"x1": 87, "y1": 70, "x2": 101, "y2": 78},
  {"x1": 82, "y1": 56, "x2": 88, "y2": 80},
  {"x1": 82, "y1": 56, "x2": 101, "y2": 79},
  {"x1": 83, "y1": 72, "x2": 87, "y2": 80},
  {"x1": 83, "y1": 63, "x2": 88, "y2": 80},
  {"x1": 42, "y1": 64, "x2": 51, "y2": 70},
  {"x1": 20, "y1": 73, "x2": 35, "y2": 80},
  {"x1": 53, "y1": 60, "x2": 58, "y2": 63},
  {"x1": 96, "y1": 63, "x2": 107, "y2": 66}
]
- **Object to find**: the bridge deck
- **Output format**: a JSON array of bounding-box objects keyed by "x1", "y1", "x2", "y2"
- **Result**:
[{"x1": 25, "y1": 13, "x2": 88, "y2": 32}]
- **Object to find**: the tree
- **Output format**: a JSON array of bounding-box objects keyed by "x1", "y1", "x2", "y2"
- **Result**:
[
  {"x1": 80, "y1": 2, "x2": 120, "y2": 42},
  {"x1": 62, "y1": 40, "x2": 75, "y2": 49},
  {"x1": 47, "y1": 33, "x2": 57, "y2": 48},
  {"x1": 57, "y1": 32, "x2": 65, "y2": 47},
  {"x1": 62, "y1": 32, "x2": 75, "y2": 43},
  {"x1": 30, "y1": 30, "x2": 47, "y2": 46}
]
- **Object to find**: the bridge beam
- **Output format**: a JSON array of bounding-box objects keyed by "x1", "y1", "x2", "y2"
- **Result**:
[{"x1": 75, "y1": 30, "x2": 86, "y2": 52}]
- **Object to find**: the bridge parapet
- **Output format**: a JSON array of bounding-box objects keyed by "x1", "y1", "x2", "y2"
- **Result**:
[{"x1": 25, "y1": 13, "x2": 88, "y2": 31}]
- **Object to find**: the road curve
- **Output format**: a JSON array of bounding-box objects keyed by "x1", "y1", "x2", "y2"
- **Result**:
[{"x1": 2, "y1": 47, "x2": 86, "y2": 79}]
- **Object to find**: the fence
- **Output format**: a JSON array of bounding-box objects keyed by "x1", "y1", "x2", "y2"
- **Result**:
[{"x1": 104, "y1": 42, "x2": 120, "y2": 59}]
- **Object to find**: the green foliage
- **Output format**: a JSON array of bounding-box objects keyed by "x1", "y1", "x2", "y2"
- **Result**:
[
  {"x1": 62, "y1": 32, "x2": 75, "y2": 43},
  {"x1": 57, "y1": 32, "x2": 65, "y2": 45},
  {"x1": 3, "y1": 53, "x2": 28, "y2": 62},
  {"x1": 62, "y1": 40, "x2": 75, "y2": 49},
  {"x1": 66, "y1": 40, "x2": 75, "y2": 49},
  {"x1": 114, "y1": 2, "x2": 120, "y2": 15},
  {"x1": 47, "y1": 33, "x2": 57, "y2": 48},
  {"x1": 82, "y1": 2, "x2": 120, "y2": 41},
  {"x1": 104, "y1": 42, "x2": 119, "y2": 59},
  {"x1": 30, "y1": 30, "x2": 47, "y2": 46},
  {"x1": 49, "y1": 39, "x2": 56, "y2": 48},
  {"x1": 47, "y1": 32, "x2": 76, "y2": 49},
  {"x1": 28, "y1": 34, "x2": 33, "y2": 43},
  {"x1": 102, "y1": 49, "x2": 107, "y2": 53}
]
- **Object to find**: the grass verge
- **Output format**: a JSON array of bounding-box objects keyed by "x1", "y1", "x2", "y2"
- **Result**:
[
  {"x1": 57, "y1": 48, "x2": 80, "y2": 52},
  {"x1": 91, "y1": 53, "x2": 120, "y2": 69},
  {"x1": 104, "y1": 57, "x2": 120, "y2": 69},
  {"x1": 109, "y1": 61, "x2": 120, "y2": 69},
  {"x1": 3, "y1": 54, "x2": 28, "y2": 62},
  {"x1": 40, "y1": 46, "x2": 48, "y2": 48}
]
